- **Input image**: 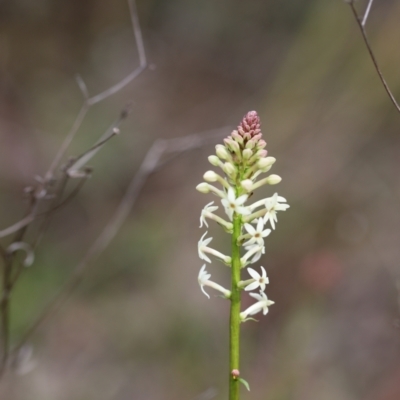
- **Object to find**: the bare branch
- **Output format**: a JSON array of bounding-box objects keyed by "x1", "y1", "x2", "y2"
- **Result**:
[
  {"x1": 39, "y1": 177, "x2": 89, "y2": 217},
  {"x1": 362, "y1": 0, "x2": 374, "y2": 27},
  {"x1": 6, "y1": 243, "x2": 34, "y2": 268},
  {"x1": 349, "y1": 2, "x2": 400, "y2": 114},
  {"x1": 87, "y1": 65, "x2": 146, "y2": 106},
  {"x1": 0, "y1": 216, "x2": 35, "y2": 239},
  {"x1": 67, "y1": 107, "x2": 129, "y2": 175},
  {"x1": 11, "y1": 127, "x2": 230, "y2": 354},
  {"x1": 0, "y1": 255, "x2": 12, "y2": 377},
  {"x1": 45, "y1": 103, "x2": 89, "y2": 181},
  {"x1": 128, "y1": 0, "x2": 147, "y2": 68},
  {"x1": 0, "y1": 0, "x2": 149, "y2": 376},
  {"x1": 45, "y1": 0, "x2": 147, "y2": 176},
  {"x1": 67, "y1": 128, "x2": 119, "y2": 175},
  {"x1": 87, "y1": 0, "x2": 147, "y2": 105},
  {"x1": 75, "y1": 74, "x2": 89, "y2": 101}
]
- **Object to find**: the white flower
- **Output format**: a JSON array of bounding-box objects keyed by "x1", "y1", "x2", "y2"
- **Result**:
[
  {"x1": 263, "y1": 193, "x2": 289, "y2": 229},
  {"x1": 198, "y1": 265, "x2": 231, "y2": 299},
  {"x1": 244, "y1": 267, "x2": 269, "y2": 291},
  {"x1": 221, "y1": 187, "x2": 250, "y2": 221},
  {"x1": 240, "y1": 291, "x2": 274, "y2": 320},
  {"x1": 198, "y1": 265, "x2": 212, "y2": 298},
  {"x1": 241, "y1": 244, "x2": 265, "y2": 266},
  {"x1": 198, "y1": 231, "x2": 231, "y2": 264},
  {"x1": 243, "y1": 219, "x2": 271, "y2": 246},
  {"x1": 200, "y1": 202, "x2": 219, "y2": 228},
  {"x1": 198, "y1": 231, "x2": 213, "y2": 263}
]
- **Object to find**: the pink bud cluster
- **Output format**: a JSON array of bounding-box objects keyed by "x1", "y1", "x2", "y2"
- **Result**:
[
  {"x1": 218, "y1": 111, "x2": 270, "y2": 183},
  {"x1": 238, "y1": 111, "x2": 262, "y2": 139}
]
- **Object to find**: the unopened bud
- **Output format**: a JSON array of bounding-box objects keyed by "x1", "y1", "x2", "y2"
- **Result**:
[
  {"x1": 203, "y1": 171, "x2": 218, "y2": 182},
  {"x1": 208, "y1": 155, "x2": 221, "y2": 166},
  {"x1": 257, "y1": 149, "x2": 268, "y2": 158},
  {"x1": 231, "y1": 369, "x2": 240, "y2": 378},
  {"x1": 252, "y1": 133, "x2": 262, "y2": 142},
  {"x1": 224, "y1": 138, "x2": 240, "y2": 153},
  {"x1": 223, "y1": 162, "x2": 236, "y2": 177},
  {"x1": 266, "y1": 174, "x2": 281, "y2": 185},
  {"x1": 257, "y1": 139, "x2": 267, "y2": 149},
  {"x1": 245, "y1": 138, "x2": 256, "y2": 149},
  {"x1": 231, "y1": 130, "x2": 244, "y2": 145},
  {"x1": 243, "y1": 148, "x2": 252, "y2": 160},
  {"x1": 241, "y1": 179, "x2": 253, "y2": 192},
  {"x1": 258, "y1": 157, "x2": 276, "y2": 170},
  {"x1": 196, "y1": 183, "x2": 210, "y2": 193},
  {"x1": 216, "y1": 144, "x2": 230, "y2": 160}
]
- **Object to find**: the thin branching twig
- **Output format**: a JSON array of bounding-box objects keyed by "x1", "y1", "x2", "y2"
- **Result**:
[
  {"x1": 86, "y1": 0, "x2": 147, "y2": 106},
  {"x1": 0, "y1": 0, "x2": 148, "y2": 375},
  {"x1": 11, "y1": 127, "x2": 229, "y2": 356},
  {"x1": 0, "y1": 0, "x2": 147, "y2": 242},
  {"x1": 348, "y1": 0, "x2": 400, "y2": 113},
  {"x1": 362, "y1": 0, "x2": 374, "y2": 27}
]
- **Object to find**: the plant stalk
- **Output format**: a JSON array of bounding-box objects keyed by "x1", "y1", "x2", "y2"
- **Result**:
[{"x1": 229, "y1": 214, "x2": 242, "y2": 400}]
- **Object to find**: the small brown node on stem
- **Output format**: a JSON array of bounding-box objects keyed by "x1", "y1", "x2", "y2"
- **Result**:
[{"x1": 231, "y1": 369, "x2": 240, "y2": 379}]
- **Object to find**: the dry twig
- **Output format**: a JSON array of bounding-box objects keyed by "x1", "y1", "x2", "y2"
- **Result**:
[
  {"x1": 11, "y1": 127, "x2": 230, "y2": 356},
  {"x1": 0, "y1": 0, "x2": 147, "y2": 376},
  {"x1": 348, "y1": 0, "x2": 400, "y2": 113}
]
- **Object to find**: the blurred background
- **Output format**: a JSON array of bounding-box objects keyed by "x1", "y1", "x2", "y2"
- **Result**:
[{"x1": 1, "y1": 0, "x2": 400, "y2": 398}]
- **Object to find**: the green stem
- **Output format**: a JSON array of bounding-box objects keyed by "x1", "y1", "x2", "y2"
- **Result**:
[{"x1": 229, "y1": 214, "x2": 242, "y2": 400}]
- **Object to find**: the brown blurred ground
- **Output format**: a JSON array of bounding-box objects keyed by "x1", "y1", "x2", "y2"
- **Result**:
[{"x1": 1, "y1": 0, "x2": 400, "y2": 399}]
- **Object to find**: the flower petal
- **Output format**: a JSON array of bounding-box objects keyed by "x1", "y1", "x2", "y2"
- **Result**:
[
  {"x1": 200, "y1": 285, "x2": 210, "y2": 299},
  {"x1": 244, "y1": 223, "x2": 256, "y2": 235},
  {"x1": 249, "y1": 292, "x2": 263, "y2": 302},
  {"x1": 261, "y1": 229, "x2": 271, "y2": 238},
  {"x1": 236, "y1": 194, "x2": 248, "y2": 206},
  {"x1": 247, "y1": 267, "x2": 260, "y2": 280},
  {"x1": 244, "y1": 281, "x2": 260, "y2": 291},
  {"x1": 260, "y1": 266, "x2": 267, "y2": 278}
]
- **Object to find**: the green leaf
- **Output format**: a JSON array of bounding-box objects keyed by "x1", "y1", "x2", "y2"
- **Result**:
[{"x1": 238, "y1": 377, "x2": 251, "y2": 391}]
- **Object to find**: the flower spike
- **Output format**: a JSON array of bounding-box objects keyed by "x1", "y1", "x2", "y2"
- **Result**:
[{"x1": 195, "y1": 111, "x2": 288, "y2": 395}]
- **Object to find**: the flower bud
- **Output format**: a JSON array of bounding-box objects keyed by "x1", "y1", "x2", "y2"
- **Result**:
[
  {"x1": 216, "y1": 144, "x2": 230, "y2": 160},
  {"x1": 258, "y1": 157, "x2": 276, "y2": 170},
  {"x1": 243, "y1": 148, "x2": 252, "y2": 160},
  {"x1": 208, "y1": 155, "x2": 221, "y2": 166},
  {"x1": 245, "y1": 138, "x2": 256, "y2": 149},
  {"x1": 231, "y1": 130, "x2": 244, "y2": 145},
  {"x1": 224, "y1": 138, "x2": 240, "y2": 153},
  {"x1": 257, "y1": 149, "x2": 268, "y2": 158},
  {"x1": 238, "y1": 126, "x2": 250, "y2": 140},
  {"x1": 196, "y1": 183, "x2": 210, "y2": 193},
  {"x1": 241, "y1": 179, "x2": 253, "y2": 192},
  {"x1": 252, "y1": 133, "x2": 262, "y2": 142},
  {"x1": 257, "y1": 139, "x2": 267, "y2": 149},
  {"x1": 266, "y1": 174, "x2": 281, "y2": 185},
  {"x1": 204, "y1": 171, "x2": 218, "y2": 182},
  {"x1": 231, "y1": 369, "x2": 240, "y2": 378},
  {"x1": 222, "y1": 162, "x2": 236, "y2": 177}
]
